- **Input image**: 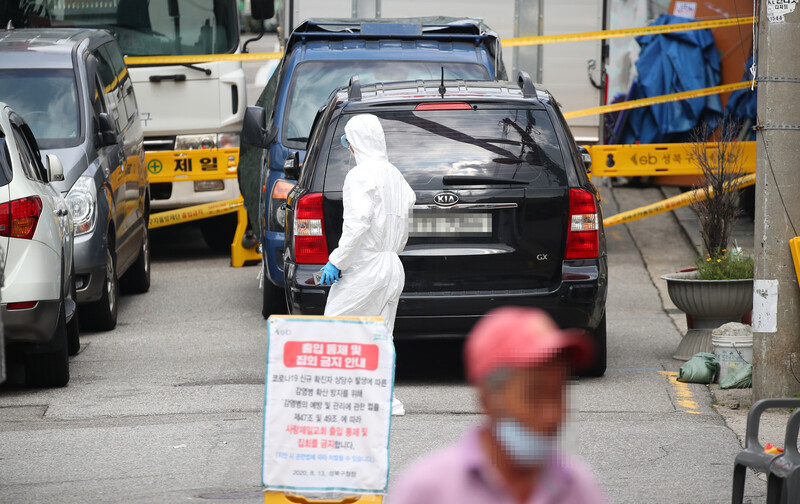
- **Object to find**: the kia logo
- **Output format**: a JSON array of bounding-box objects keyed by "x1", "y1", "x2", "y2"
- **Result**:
[{"x1": 433, "y1": 192, "x2": 459, "y2": 207}]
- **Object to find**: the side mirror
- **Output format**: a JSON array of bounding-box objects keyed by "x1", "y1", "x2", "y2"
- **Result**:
[
  {"x1": 577, "y1": 145, "x2": 592, "y2": 172},
  {"x1": 242, "y1": 106, "x2": 277, "y2": 149},
  {"x1": 250, "y1": 0, "x2": 275, "y2": 20},
  {"x1": 283, "y1": 151, "x2": 300, "y2": 180},
  {"x1": 96, "y1": 113, "x2": 116, "y2": 147},
  {"x1": 45, "y1": 154, "x2": 64, "y2": 182}
]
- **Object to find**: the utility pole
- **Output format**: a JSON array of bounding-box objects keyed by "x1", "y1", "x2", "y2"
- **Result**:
[{"x1": 752, "y1": 0, "x2": 800, "y2": 400}]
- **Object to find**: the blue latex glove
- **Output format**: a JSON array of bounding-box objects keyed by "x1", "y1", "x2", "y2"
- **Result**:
[{"x1": 320, "y1": 261, "x2": 341, "y2": 285}]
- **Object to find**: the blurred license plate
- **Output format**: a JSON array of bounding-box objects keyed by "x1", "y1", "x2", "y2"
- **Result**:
[{"x1": 408, "y1": 213, "x2": 492, "y2": 237}]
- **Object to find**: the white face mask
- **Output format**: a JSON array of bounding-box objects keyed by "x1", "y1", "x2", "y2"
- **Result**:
[{"x1": 493, "y1": 418, "x2": 557, "y2": 467}]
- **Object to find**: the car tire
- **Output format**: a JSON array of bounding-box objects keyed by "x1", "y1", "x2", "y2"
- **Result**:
[
  {"x1": 82, "y1": 242, "x2": 118, "y2": 331},
  {"x1": 581, "y1": 314, "x2": 607, "y2": 378},
  {"x1": 121, "y1": 225, "x2": 150, "y2": 294},
  {"x1": 262, "y1": 262, "x2": 287, "y2": 319},
  {"x1": 200, "y1": 213, "x2": 237, "y2": 253},
  {"x1": 26, "y1": 304, "x2": 70, "y2": 388},
  {"x1": 67, "y1": 263, "x2": 80, "y2": 356}
]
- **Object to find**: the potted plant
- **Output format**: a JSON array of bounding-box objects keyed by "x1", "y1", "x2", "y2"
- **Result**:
[{"x1": 662, "y1": 121, "x2": 754, "y2": 360}]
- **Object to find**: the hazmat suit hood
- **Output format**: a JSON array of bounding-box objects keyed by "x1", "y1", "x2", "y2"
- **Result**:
[{"x1": 344, "y1": 114, "x2": 388, "y2": 166}]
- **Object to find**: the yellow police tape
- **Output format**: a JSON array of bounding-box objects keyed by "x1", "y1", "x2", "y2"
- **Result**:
[
  {"x1": 149, "y1": 198, "x2": 242, "y2": 229},
  {"x1": 603, "y1": 173, "x2": 756, "y2": 228},
  {"x1": 565, "y1": 81, "x2": 753, "y2": 119},
  {"x1": 124, "y1": 16, "x2": 755, "y2": 65},
  {"x1": 502, "y1": 15, "x2": 755, "y2": 47},
  {"x1": 125, "y1": 52, "x2": 283, "y2": 66}
]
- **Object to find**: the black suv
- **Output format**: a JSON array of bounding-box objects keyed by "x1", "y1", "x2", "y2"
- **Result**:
[{"x1": 269, "y1": 73, "x2": 608, "y2": 375}]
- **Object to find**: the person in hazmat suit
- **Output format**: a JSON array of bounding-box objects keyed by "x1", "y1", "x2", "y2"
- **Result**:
[{"x1": 319, "y1": 114, "x2": 416, "y2": 416}]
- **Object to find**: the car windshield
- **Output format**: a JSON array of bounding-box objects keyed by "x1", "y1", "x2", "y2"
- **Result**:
[
  {"x1": 324, "y1": 108, "x2": 567, "y2": 191},
  {"x1": 0, "y1": 69, "x2": 81, "y2": 149},
  {"x1": 1, "y1": 0, "x2": 238, "y2": 56},
  {"x1": 283, "y1": 61, "x2": 490, "y2": 149}
]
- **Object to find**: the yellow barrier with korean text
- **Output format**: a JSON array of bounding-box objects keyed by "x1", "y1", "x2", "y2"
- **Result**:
[
  {"x1": 149, "y1": 198, "x2": 242, "y2": 229},
  {"x1": 588, "y1": 142, "x2": 756, "y2": 178},
  {"x1": 145, "y1": 148, "x2": 239, "y2": 183}
]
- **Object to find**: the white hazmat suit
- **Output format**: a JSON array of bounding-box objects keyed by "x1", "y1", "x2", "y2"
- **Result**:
[{"x1": 324, "y1": 114, "x2": 416, "y2": 336}]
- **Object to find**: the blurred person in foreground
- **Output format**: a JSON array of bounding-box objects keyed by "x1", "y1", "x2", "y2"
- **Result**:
[{"x1": 388, "y1": 306, "x2": 607, "y2": 504}]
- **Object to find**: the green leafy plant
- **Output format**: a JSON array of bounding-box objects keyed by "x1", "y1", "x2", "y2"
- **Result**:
[
  {"x1": 689, "y1": 120, "x2": 752, "y2": 280},
  {"x1": 695, "y1": 249, "x2": 754, "y2": 280}
]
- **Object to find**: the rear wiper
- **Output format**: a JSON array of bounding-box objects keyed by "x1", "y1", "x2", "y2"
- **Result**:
[
  {"x1": 443, "y1": 175, "x2": 528, "y2": 186},
  {"x1": 287, "y1": 137, "x2": 308, "y2": 143}
]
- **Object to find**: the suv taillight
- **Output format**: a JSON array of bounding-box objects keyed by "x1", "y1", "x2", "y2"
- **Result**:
[
  {"x1": 0, "y1": 196, "x2": 43, "y2": 240},
  {"x1": 294, "y1": 193, "x2": 328, "y2": 264},
  {"x1": 565, "y1": 188, "x2": 598, "y2": 259}
]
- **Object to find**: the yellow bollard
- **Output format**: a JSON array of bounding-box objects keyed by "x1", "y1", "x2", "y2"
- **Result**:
[
  {"x1": 231, "y1": 198, "x2": 262, "y2": 267},
  {"x1": 264, "y1": 492, "x2": 383, "y2": 503},
  {"x1": 790, "y1": 237, "x2": 800, "y2": 290}
]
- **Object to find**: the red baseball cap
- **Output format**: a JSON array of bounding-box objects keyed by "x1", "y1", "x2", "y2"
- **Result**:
[{"x1": 464, "y1": 307, "x2": 595, "y2": 384}]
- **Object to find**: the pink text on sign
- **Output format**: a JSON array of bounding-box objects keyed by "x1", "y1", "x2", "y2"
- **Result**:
[{"x1": 283, "y1": 342, "x2": 380, "y2": 371}]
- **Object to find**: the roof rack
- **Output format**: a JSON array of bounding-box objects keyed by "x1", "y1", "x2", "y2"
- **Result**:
[
  {"x1": 517, "y1": 71, "x2": 537, "y2": 98},
  {"x1": 287, "y1": 20, "x2": 488, "y2": 50},
  {"x1": 348, "y1": 75, "x2": 362, "y2": 102}
]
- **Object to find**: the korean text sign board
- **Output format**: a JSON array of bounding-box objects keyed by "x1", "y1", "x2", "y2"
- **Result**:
[{"x1": 262, "y1": 316, "x2": 395, "y2": 495}]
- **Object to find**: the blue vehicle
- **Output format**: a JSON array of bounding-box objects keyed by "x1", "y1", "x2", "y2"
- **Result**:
[{"x1": 240, "y1": 18, "x2": 507, "y2": 318}]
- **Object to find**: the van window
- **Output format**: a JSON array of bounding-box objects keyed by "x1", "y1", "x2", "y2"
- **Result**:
[
  {"x1": 93, "y1": 48, "x2": 125, "y2": 132},
  {"x1": 324, "y1": 108, "x2": 567, "y2": 191},
  {"x1": 283, "y1": 61, "x2": 490, "y2": 150},
  {"x1": 0, "y1": 69, "x2": 81, "y2": 149},
  {"x1": 101, "y1": 43, "x2": 137, "y2": 122}
]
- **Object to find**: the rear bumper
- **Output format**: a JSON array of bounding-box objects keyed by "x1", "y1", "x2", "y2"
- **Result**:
[
  {"x1": 285, "y1": 258, "x2": 608, "y2": 338},
  {"x1": 2, "y1": 300, "x2": 60, "y2": 345}
]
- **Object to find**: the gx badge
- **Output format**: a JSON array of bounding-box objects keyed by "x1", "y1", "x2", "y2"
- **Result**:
[{"x1": 536, "y1": 254, "x2": 548, "y2": 261}]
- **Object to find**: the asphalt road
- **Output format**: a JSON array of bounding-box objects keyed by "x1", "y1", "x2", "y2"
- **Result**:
[{"x1": 0, "y1": 185, "x2": 769, "y2": 503}]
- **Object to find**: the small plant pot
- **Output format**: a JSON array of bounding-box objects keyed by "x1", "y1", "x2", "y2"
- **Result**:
[{"x1": 661, "y1": 271, "x2": 754, "y2": 360}]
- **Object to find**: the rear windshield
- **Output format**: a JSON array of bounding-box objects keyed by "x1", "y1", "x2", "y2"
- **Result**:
[
  {"x1": 283, "y1": 61, "x2": 490, "y2": 149},
  {"x1": 323, "y1": 108, "x2": 567, "y2": 191},
  {"x1": 0, "y1": 69, "x2": 81, "y2": 149}
]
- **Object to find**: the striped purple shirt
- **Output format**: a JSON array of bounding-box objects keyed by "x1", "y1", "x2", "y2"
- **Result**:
[{"x1": 388, "y1": 428, "x2": 607, "y2": 504}]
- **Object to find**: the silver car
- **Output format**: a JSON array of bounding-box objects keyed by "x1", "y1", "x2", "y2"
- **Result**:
[
  {"x1": 0, "y1": 29, "x2": 151, "y2": 331},
  {"x1": 0, "y1": 102, "x2": 76, "y2": 387}
]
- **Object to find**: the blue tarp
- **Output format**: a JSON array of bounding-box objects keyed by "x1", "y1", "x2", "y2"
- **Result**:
[
  {"x1": 724, "y1": 55, "x2": 757, "y2": 140},
  {"x1": 618, "y1": 14, "x2": 723, "y2": 144}
]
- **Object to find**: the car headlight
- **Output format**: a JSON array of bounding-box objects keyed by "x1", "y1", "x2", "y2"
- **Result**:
[
  {"x1": 174, "y1": 133, "x2": 240, "y2": 150},
  {"x1": 66, "y1": 176, "x2": 97, "y2": 235},
  {"x1": 218, "y1": 133, "x2": 240, "y2": 149},
  {"x1": 175, "y1": 134, "x2": 217, "y2": 150}
]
